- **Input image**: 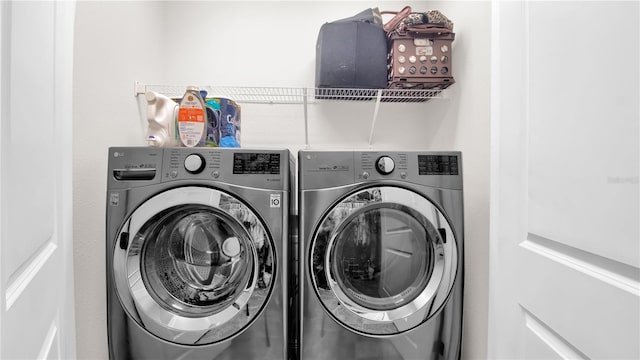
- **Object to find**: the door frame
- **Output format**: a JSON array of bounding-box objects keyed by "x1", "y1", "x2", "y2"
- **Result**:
[{"x1": 488, "y1": 0, "x2": 529, "y2": 357}]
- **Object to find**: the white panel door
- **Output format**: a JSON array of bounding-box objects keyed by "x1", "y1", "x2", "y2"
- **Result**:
[
  {"x1": 381, "y1": 213, "x2": 416, "y2": 296},
  {"x1": 489, "y1": 1, "x2": 639, "y2": 359},
  {"x1": 0, "y1": 1, "x2": 77, "y2": 359}
]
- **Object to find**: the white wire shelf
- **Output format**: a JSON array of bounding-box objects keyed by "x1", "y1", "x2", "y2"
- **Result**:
[
  {"x1": 134, "y1": 83, "x2": 449, "y2": 104},
  {"x1": 134, "y1": 81, "x2": 450, "y2": 148}
]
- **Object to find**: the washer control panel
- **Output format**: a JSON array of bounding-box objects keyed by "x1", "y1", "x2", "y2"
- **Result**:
[
  {"x1": 164, "y1": 148, "x2": 288, "y2": 190},
  {"x1": 109, "y1": 147, "x2": 291, "y2": 191},
  {"x1": 166, "y1": 148, "x2": 221, "y2": 180}
]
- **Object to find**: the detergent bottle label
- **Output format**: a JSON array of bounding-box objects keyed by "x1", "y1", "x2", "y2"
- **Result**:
[{"x1": 178, "y1": 89, "x2": 206, "y2": 147}]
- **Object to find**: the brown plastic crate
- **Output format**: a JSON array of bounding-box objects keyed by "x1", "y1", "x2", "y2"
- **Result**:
[{"x1": 387, "y1": 30, "x2": 455, "y2": 90}]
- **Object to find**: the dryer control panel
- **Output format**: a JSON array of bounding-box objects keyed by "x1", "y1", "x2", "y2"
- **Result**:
[
  {"x1": 299, "y1": 150, "x2": 462, "y2": 190},
  {"x1": 356, "y1": 151, "x2": 462, "y2": 189},
  {"x1": 360, "y1": 152, "x2": 409, "y2": 179}
]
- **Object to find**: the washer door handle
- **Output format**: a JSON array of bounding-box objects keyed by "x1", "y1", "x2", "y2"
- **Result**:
[{"x1": 119, "y1": 231, "x2": 129, "y2": 250}]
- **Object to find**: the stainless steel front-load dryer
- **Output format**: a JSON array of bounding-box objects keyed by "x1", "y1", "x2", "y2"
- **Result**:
[
  {"x1": 106, "y1": 147, "x2": 293, "y2": 359},
  {"x1": 298, "y1": 150, "x2": 464, "y2": 360}
]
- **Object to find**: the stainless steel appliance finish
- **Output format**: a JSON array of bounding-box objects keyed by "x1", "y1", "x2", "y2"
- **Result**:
[
  {"x1": 106, "y1": 147, "x2": 293, "y2": 360},
  {"x1": 298, "y1": 150, "x2": 463, "y2": 360}
]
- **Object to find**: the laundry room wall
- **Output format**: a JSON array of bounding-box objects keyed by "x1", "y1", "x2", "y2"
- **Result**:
[{"x1": 72, "y1": 1, "x2": 490, "y2": 359}]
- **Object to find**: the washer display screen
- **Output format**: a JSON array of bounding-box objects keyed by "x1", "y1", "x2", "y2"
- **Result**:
[{"x1": 233, "y1": 153, "x2": 280, "y2": 174}]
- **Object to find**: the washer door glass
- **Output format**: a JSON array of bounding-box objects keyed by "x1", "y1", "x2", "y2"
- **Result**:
[
  {"x1": 311, "y1": 186, "x2": 457, "y2": 336},
  {"x1": 113, "y1": 187, "x2": 274, "y2": 345},
  {"x1": 141, "y1": 205, "x2": 253, "y2": 316}
]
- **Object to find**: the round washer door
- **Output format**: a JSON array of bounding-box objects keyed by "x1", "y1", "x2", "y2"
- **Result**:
[
  {"x1": 310, "y1": 186, "x2": 457, "y2": 336},
  {"x1": 113, "y1": 186, "x2": 275, "y2": 345}
]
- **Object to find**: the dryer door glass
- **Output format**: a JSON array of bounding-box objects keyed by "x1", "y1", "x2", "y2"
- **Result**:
[
  {"x1": 329, "y1": 206, "x2": 433, "y2": 311},
  {"x1": 310, "y1": 186, "x2": 457, "y2": 335},
  {"x1": 113, "y1": 186, "x2": 274, "y2": 345}
]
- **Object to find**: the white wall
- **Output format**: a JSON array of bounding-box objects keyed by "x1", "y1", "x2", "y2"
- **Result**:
[
  {"x1": 72, "y1": 2, "x2": 167, "y2": 358},
  {"x1": 73, "y1": 1, "x2": 490, "y2": 359}
]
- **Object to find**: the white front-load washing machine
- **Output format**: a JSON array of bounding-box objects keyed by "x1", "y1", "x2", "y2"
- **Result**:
[
  {"x1": 297, "y1": 150, "x2": 464, "y2": 360},
  {"x1": 106, "y1": 147, "x2": 293, "y2": 359}
]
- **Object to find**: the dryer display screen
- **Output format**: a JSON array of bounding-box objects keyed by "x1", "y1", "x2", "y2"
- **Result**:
[
  {"x1": 233, "y1": 153, "x2": 281, "y2": 174},
  {"x1": 418, "y1": 155, "x2": 459, "y2": 175}
]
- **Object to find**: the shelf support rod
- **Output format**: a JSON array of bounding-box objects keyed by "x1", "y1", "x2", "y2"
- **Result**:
[
  {"x1": 134, "y1": 81, "x2": 147, "y2": 97},
  {"x1": 303, "y1": 88, "x2": 309, "y2": 148},
  {"x1": 368, "y1": 89, "x2": 383, "y2": 147}
]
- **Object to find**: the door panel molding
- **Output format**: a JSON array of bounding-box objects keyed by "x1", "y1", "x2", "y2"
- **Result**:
[
  {"x1": 522, "y1": 308, "x2": 588, "y2": 360},
  {"x1": 522, "y1": 233, "x2": 640, "y2": 295},
  {"x1": 37, "y1": 319, "x2": 60, "y2": 360},
  {"x1": 5, "y1": 240, "x2": 57, "y2": 309}
]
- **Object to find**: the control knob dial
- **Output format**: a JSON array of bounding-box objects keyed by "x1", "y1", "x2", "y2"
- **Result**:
[
  {"x1": 376, "y1": 156, "x2": 395, "y2": 175},
  {"x1": 184, "y1": 153, "x2": 206, "y2": 174}
]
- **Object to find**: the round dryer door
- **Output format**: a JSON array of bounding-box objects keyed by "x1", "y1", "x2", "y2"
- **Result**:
[
  {"x1": 113, "y1": 186, "x2": 275, "y2": 345},
  {"x1": 310, "y1": 186, "x2": 458, "y2": 336}
]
